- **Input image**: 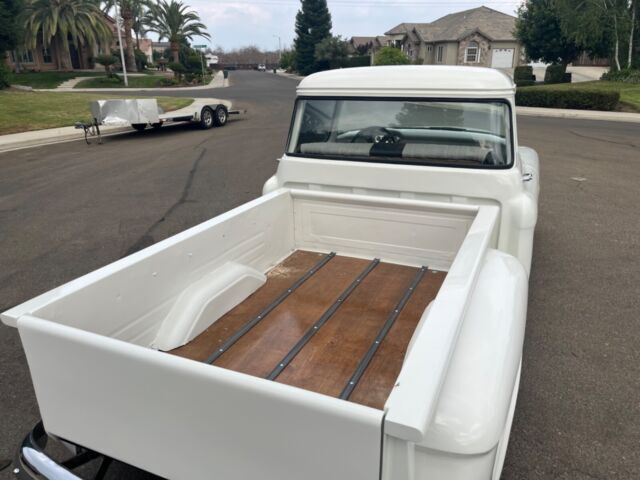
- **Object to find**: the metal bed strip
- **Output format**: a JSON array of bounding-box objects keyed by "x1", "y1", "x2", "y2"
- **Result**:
[
  {"x1": 339, "y1": 266, "x2": 428, "y2": 400},
  {"x1": 205, "y1": 252, "x2": 336, "y2": 364},
  {"x1": 267, "y1": 258, "x2": 380, "y2": 381}
]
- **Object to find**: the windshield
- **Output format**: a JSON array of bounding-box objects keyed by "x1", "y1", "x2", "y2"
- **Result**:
[{"x1": 287, "y1": 98, "x2": 513, "y2": 168}]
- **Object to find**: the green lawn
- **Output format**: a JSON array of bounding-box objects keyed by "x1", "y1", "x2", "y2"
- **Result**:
[
  {"x1": 0, "y1": 91, "x2": 194, "y2": 135},
  {"x1": 519, "y1": 81, "x2": 640, "y2": 112},
  {"x1": 9, "y1": 71, "x2": 105, "y2": 89}
]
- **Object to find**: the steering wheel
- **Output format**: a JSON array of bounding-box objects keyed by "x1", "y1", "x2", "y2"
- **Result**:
[{"x1": 351, "y1": 126, "x2": 402, "y2": 144}]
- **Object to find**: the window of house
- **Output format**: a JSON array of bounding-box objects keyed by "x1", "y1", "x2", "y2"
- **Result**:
[
  {"x1": 465, "y1": 42, "x2": 479, "y2": 63},
  {"x1": 427, "y1": 45, "x2": 433, "y2": 52},
  {"x1": 42, "y1": 48, "x2": 53, "y2": 64},
  {"x1": 436, "y1": 45, "x2": 444, "y2": 63},
  {"x1": 19, "y1": 50, "x2": 34, "y2": 63}
]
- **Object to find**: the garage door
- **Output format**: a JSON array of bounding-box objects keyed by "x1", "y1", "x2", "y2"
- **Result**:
[{"x1": 491, "y1": 48, "x2": 514, "y2": 68}]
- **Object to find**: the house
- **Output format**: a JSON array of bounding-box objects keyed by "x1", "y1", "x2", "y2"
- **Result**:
[
  {"x1": 384, "y1": 6, "x2": 523, "y2": 69},
  {"x1": 383, "y1": 23, "x2": 423, "y2": 62},
  {"x1": 4, "y1": 14, "x2": 131, "y2": 72},
  {"x1": 138, "y1": 38, "x2": 154, "y2": 64},
  {"x1": 152, "y1": 42, "x2": 171, "y2": 54},
  {"x1": 348, "y1": 36, "x2": 391, "y2": 65}
]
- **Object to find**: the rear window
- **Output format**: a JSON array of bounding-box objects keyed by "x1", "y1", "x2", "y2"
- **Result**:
[{"x1": 287, "y1": 98, "x2": 513, "y2": 168}]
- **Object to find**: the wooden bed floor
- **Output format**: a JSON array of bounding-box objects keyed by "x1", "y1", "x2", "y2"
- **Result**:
[{"x1": 170, "y1": 250, "x2": 446, "y2": 410}]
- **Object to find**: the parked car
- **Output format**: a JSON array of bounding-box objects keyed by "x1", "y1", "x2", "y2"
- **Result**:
[{"x1": 4, "y1": 66, "x2": 538, "y2": 480}]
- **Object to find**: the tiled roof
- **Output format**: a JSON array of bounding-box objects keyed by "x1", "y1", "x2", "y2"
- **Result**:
[
  {"x1": 349, "y1": 36, "x2": 377, "y2": 48},
  {"x1": 385, "y1": 22, "x2": 428, "y2": 36},
  {"x1": 413, "y1": 6, "x2": 517, "y2": 42}
]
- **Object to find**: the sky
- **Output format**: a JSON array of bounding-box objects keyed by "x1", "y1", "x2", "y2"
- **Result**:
[{"x1": 182, "y1": 0, "x2": 525, "y2": 51}]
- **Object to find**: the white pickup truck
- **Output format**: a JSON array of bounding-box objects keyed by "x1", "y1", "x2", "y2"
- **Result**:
[{"x1": 3, "y1": 66, "x2": 539, "y2": 480}]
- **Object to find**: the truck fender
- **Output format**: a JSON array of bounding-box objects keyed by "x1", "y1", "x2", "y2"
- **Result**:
[
  {"x1": 262, "y1": 174, "x2": 279, "y2": 195},
  {"x1": 412, "y1": 249, "x2": 528, "y2": 455}
]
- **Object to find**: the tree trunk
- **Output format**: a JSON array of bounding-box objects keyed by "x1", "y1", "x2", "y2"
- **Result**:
[
  {"x1": 56, "y1": 35, "x2": 73, "y2": 71},
  {"x1": 171, "y1": 42, "x2": 180, "y2": 63},
  {"x1": 12, "y1": 51, "x2": 22, "y2": 73},
  {"x1": 629, "y1": 0, "x2": 636, "y2": 69},
  {"x1": 613, "y1": 13, "x2": 621, "y2": 70},
  {"x1": 122, "y1": 9, "x2": 138, "y2": 72}
]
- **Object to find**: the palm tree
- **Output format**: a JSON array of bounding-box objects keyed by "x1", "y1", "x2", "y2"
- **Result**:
[
  {"x1": 23, "y1": 0, "x2": 113, "y2": 71},
  {"x1": 102, "y1": 0, "x2": 144, "y2": 72},
  {"x1": 143, "y1": 0, "x2": 209, "y2": 63}
]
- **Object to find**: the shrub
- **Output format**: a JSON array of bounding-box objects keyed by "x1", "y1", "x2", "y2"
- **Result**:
[
  {"x1": 134, "y1": 49, "x2": 148, "y2": 71},
  {"x1": 280, "y1": 50, "x2": 296, "y2": 71},
  {"x1": 516, "y1": 87, "x2": 620, "y2": 111},
  {"x1": 343, "y1": 55, "x2": 371, "y2": 68},
  {"x1": 160, "y1": 77, "x2": 180, "y2": 86},
  {"x1": 514, "y1": 65, "x2": 536, "y2": 87},
  {"x1": 544, "y1": 64, "x2": 571, "y2": 84},
  {"x1": 95, "y1": 54, "x2": 119, "y2": 76},
  {"x1": 601, "y1": 68, "x2": 640, "y2": 84},
  {"x1": 168, "y1": 61, "x2": 185, "y2": 79},
  {"x1": 374, "y1": 47, "x2": 411, "y2": 66}
]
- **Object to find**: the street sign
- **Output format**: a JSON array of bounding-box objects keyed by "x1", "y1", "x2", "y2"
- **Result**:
[{"x1": 193, "y1": 45, "x2": 207, "y2": 49}]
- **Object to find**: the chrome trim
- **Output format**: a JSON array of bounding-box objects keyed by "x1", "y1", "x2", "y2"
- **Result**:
[{"x1": 14, "y1": 423, "x2": 81, "y2": 480}]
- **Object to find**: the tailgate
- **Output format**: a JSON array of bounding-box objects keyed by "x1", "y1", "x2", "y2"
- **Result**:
[{"x1": 18, "y1": 315, "x2": 383, "y2": 480}]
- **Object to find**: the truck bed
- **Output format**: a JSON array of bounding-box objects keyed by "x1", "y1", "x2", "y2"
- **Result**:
[{"x1": 171, "y1": 250, "x2": 445, "y2": 409}]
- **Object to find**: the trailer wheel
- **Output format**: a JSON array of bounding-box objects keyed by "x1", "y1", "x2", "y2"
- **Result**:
[
  {"x1": 200, "y1": 107, "x2": 214, "y2": 129},
  {"x1": 132, "y1": 124, "x2": 147, "y2": 132},
  {"x1": 213, "y1": 105, "x2": 228, "y2": 127}
]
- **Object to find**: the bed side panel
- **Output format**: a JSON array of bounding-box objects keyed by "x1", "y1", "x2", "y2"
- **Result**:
[{"x1": 18, "y1": 315, "x2": 383, "y2": 480}]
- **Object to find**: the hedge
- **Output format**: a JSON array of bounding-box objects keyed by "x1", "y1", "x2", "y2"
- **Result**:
[
  {"x1": 514, "y1": 65, "x2": 535, "y2": 87},
  {"x1": 516, "y1": 88, "x2": 620, "y2": 111},
  {"x1": 343, "y1": 55, "x2": 371, "y2": 68},
  {"x1": 544, "y1": 64, "x2": 571, "y2": 84},
  {"x1": 601, "y1": 68, "x2": 640, "y2": 84}
]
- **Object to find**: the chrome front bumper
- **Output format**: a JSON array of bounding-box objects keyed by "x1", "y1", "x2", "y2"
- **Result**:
[{"x1": 13, "y1": 422, "x2": 111, "y2": 480}]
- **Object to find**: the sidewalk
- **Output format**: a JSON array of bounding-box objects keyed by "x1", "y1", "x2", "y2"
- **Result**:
[
  {"x1": 0, "y1": 124, "x2": 129, "y2": 153},
  {"x1": 55, "y1": 73, "x2": 149, "y2": 91},
  {"x1": 516, "y1": 106, "x2": 640, "y2": 123},
  {"x1": 274, "y1": 70, "x2": 304, "y2": 81}
]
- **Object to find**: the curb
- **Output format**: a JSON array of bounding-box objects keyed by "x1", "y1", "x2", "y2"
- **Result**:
[
  {"x1": 274, "y1": 71, "x2": 304, "y2": 81},
  {"x1": 0, "y1": 125, "x2": 131, "y2": 153},
  {"x1": 516, "y1": 106, "x2": 640, "y2": 124}
]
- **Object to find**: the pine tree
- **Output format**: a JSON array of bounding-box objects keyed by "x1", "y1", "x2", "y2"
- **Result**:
[{"x1": 293, "y1": 0, "x2": 332, "y2": 75}]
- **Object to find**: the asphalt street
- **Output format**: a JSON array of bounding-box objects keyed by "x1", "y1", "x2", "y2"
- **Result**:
[{"x1": 0, "y1": 71, "x2": 638, "y2": 479}]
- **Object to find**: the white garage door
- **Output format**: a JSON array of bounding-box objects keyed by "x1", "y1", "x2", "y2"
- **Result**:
[{"x1": 491, "y1": 48, "x2": 514, "y2": 68}]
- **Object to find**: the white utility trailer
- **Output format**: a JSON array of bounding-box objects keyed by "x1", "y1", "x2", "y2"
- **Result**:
[
  {"x1": 76, "y1": 98, "x2": 245, "y2": 143},
  {"x1": 6, "y1": 66, "x2": 539, "y2": 480}
]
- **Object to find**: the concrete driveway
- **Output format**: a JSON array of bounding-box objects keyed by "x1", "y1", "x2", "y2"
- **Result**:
[{"x1": 0, "y1": 71, "x2": 638, "y2": 479}]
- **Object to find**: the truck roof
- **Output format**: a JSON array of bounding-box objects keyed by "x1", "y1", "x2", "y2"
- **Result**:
[{"x1": 297, "y1": 65, "x2": 515, "y2": 98}]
